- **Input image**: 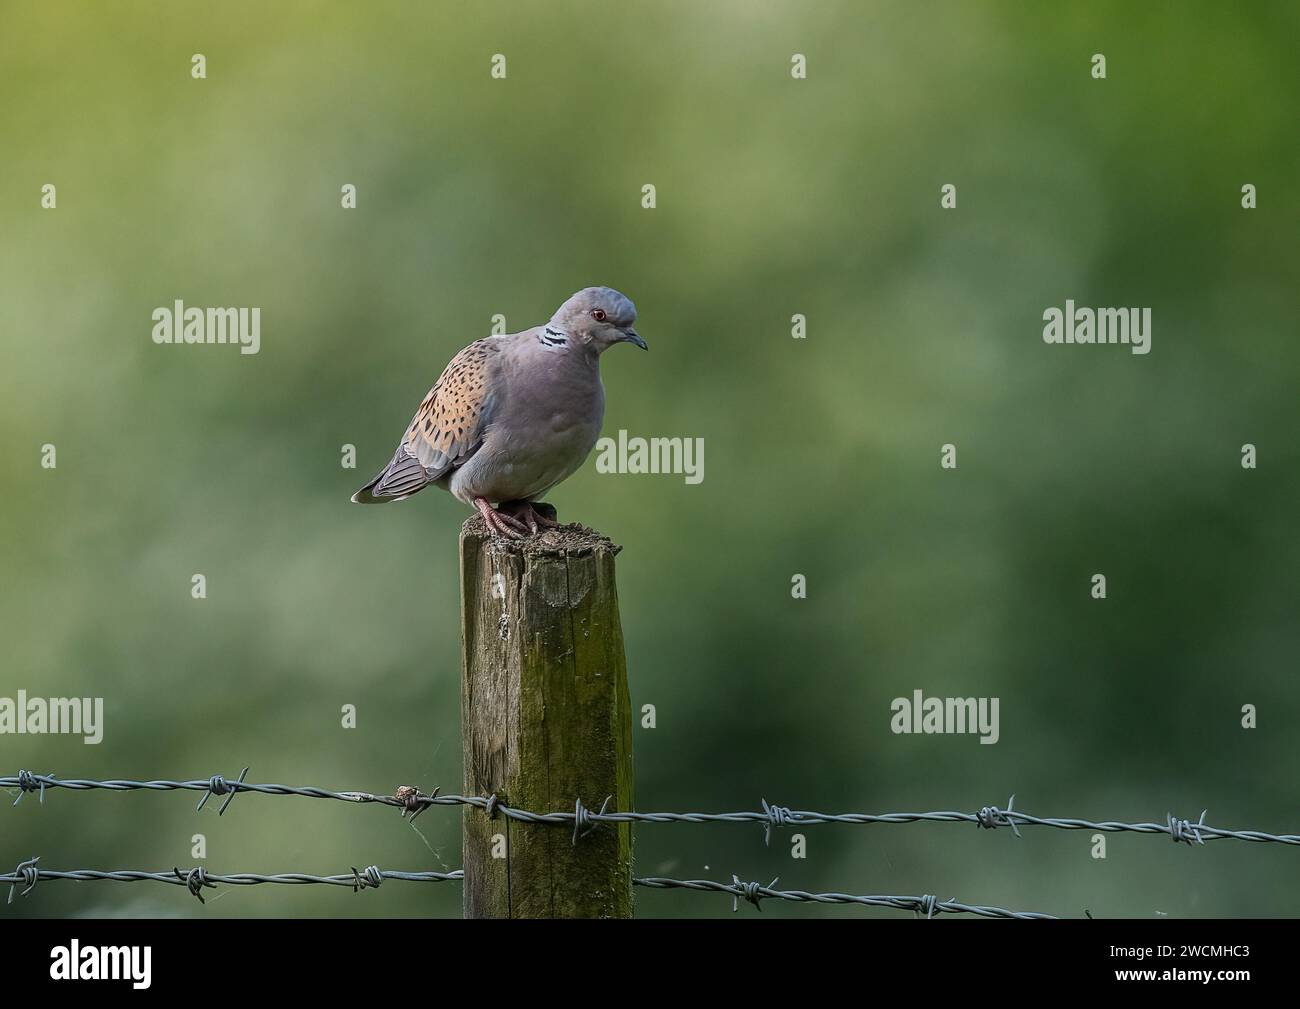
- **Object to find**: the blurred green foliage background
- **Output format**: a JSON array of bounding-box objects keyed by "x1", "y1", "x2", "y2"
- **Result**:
[{"x1": 1, "y1": 0, "x2": 1297, "y2": 918}]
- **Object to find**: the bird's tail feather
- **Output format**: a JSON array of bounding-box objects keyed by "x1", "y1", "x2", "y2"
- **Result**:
[
  {"x1": 351, "y1": 448, "x2": 430, "y2": 504},
  {"x1": 350, "y1": 476, "x2": 390, "y2": 504}
]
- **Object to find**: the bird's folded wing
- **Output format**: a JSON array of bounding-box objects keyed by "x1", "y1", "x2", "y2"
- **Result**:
[{"x1": 402, "y1": 337, "x2": 501, "y2": 479}]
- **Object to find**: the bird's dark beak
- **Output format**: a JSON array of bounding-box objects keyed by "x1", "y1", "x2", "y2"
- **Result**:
[{"x1": 620, "y1": 326, "x2": 648, "y2": 350}]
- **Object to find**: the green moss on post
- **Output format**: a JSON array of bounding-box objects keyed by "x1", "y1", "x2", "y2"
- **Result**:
[{"x1": 459, "y1": 516, "x2": 634, "y2": 918}]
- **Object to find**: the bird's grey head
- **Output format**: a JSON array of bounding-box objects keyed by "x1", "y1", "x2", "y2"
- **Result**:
[{"x1": 549, "y1": 286, "x2": 646, "y2": 353}]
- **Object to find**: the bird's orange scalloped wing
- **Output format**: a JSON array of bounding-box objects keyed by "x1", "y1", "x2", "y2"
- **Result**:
[{"x1": 404, "y1": 338, "x2": 499, "y2": 476}]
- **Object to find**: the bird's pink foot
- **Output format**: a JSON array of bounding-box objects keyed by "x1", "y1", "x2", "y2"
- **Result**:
[
  {"x1": 474, "y1": 497, "x2": 529, "y2": 539},
  {"x1": 498, "y1": 500, "x2": 560, "y2": 536}
]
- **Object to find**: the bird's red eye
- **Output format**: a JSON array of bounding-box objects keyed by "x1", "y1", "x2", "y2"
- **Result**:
[{"x1": 591, "y1": 309, "x2": 607, "y2": 322}]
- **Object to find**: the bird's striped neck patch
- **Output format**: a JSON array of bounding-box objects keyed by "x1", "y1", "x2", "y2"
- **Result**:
[{"x1": 538, "y1": 326, "x2": 568, "y2": 348}]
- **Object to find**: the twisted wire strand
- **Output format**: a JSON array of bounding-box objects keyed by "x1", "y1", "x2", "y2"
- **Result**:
[
  {"x1": 5, "y1": 772, "x2": 1295, "y2": 849},
  {"x1": 633, "y1": 877, "x2": 1056, "y2": 919},
  {"x1": 3, "y1": 862, "x2": 462, "y2": 905},
  {"x1": 0, "y1": 859, "x2": 1052, "y2": 917}
]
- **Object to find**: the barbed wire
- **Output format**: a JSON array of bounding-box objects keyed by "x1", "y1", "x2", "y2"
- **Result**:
[
  {"x1": 5, "y1": 770, "x2": 1295, "y2": 850},
  {"x1": 2, "y1": 857, "x2": 461, "y2": 904},
  {"x1": 633, "y1": 876, "x2": 1055, "y2": 918},
  {"x1": 1, "y1": 857, "x2": 1054, "y2": 917}
]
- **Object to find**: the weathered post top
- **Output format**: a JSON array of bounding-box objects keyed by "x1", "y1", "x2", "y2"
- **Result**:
[{"x1": 459, "y1": 516, "x2": 634, "y2": 918}]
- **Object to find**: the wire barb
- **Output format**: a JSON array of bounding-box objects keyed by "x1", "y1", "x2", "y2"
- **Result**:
[
  {"x1": 196, "y1": 766, "x2": 248, "y2": 815},
  {"x1": 1167, "y1": 809, "x2": 1209, "y2": 846},
  {"x1": 7, "y1": 857, "x2": 40, "y2": 904},
  {"x1": 395, "y1": 785, "x2": 439, "y2": 823},
  {"x1": 12, "y1": 770, "x2": 48, "y2": 807},
  {"x1": 914, "y1": 894, "x2": 940, "y2": 919},
  {"x1": 761, "y1": 798, "x2": 793, "y2": 846},
  {"x1": 731, "y1": 874, "x2": 780, "y2": 912},
  {"x1": 174, "y1": 866, "x2": 215, "y2": 904},
  {"x1": 976, "y1": 793, "x2": 1022, "y2": 838},
  {"x1": 572, "y1": 795, "x2": 612, "y2": 845}
]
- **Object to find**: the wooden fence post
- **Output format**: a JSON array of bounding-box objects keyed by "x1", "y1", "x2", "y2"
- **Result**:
[{"x1": 459, "y1": 516, "x2": 634, "y2": 918}]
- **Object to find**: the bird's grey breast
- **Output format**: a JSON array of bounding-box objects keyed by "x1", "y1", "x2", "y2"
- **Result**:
[
  {"x1": 452, "y1": 332, "x2": 604, "y2": 503},
  {"x1": 506, "y1": 335, "x2": 604, "y2": 458}
]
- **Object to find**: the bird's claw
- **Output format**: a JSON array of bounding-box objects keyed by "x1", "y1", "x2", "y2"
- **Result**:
[
  {"x1": 474, "y1": 498, "x2": 530, "y2": 539},
  {"x1": 498, "y1": 501, "x2": 560, "y2": 536},
  {"x1": 490, "y1": 511, "x2": 530, "y2": 539}
]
